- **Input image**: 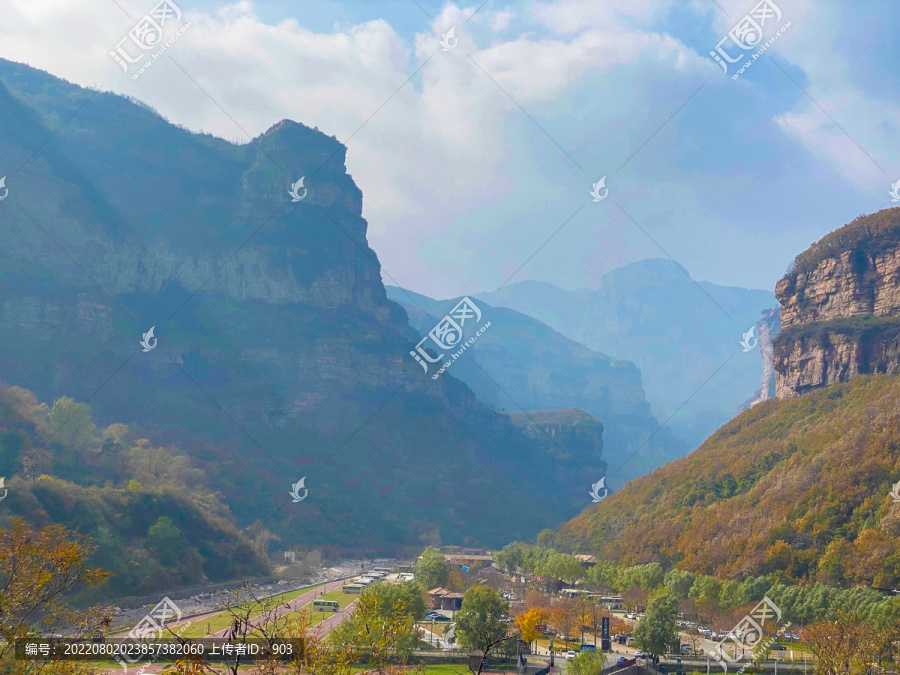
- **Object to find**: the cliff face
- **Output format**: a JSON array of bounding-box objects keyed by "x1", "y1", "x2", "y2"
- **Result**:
[
  {"x1": 0, "y1": 59, "x2": 597, "y2": 550},
  {"x1": 774, "y1": 208, "x2": 900, "y2": 398}
]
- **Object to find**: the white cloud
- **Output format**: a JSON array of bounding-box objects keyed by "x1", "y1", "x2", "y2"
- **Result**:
[
  {"x1": 0, "y1": 0, "x2": 717, "y2": 297},
  {"x1": 489, "y1": 9, "x2": 514, "y2": 33}
]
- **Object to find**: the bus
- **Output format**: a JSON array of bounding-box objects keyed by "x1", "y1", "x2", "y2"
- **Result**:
[
  {"x1": 312, "y1": 599, "x2": 340, "y2": 612},
  {"x1": 342, "y1": 584, "x2": 364, "y2": 594},
  {"x1": 373, "y1": 567, "x2": 394, "y2": 574}
]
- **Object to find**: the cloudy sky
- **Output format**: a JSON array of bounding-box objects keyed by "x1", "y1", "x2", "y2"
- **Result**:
[{"x1": 2, "y1": 0, "x2": 898, "y2": 299}]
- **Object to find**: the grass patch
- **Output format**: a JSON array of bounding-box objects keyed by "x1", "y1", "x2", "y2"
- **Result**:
[
  {"x1": 277, "y1": 590, "x2": 357, "y2": 629},
  {"x1": 115, "y1": 582, "x2": 328, "y2": 639}
]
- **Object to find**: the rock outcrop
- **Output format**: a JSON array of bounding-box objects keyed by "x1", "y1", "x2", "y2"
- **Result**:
[{"x1": 774, "y1": 208, "x2": 900, "y2": 398}]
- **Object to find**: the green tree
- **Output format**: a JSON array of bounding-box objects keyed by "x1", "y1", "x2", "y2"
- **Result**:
[
  {"x1": 495, "y1": 542, "x2": 527, "y2": 574},
  {"x1": 455, "y1": 586, "x2": 516, "y2": 675},
  {"x1": 589, "y1": 559, "x2": 623, "y2": 590},
  {"x1": 415, "y1": 546, "x2": 448, "y2": 589},
  {"x1": 536, "y1": 552, "x2": 583, "y2": 585},
  {"x1": 633, "y1": 592, "x2": 679, "y2": 657},
  {"x1": 620, "y1": 563, "x2": 664, "y2": 590},
  {"x1": 48, "y1": 397, "x2": 97, "y2": 467},
  {"x1": 568, "y1": 648, "x2": 606, "y2": 675},
  {"x1": 456, "y1": 586, "x2": 509, "y2": 650},
  {"x1": 689, "y1": 574, "x2": 723, "y2": 618},
  {"x1": 331, "y1": 585, "x2": 419, "y2": 671},
  {"x1": 147, "y1": 516, "x2": 184, "y2": 564},
  {"x1": 664, "y1": 569, "x2": 694, "y2": 599},
  {"x1": 365, "y1": 580, "x2": 426, "y2": 620}
]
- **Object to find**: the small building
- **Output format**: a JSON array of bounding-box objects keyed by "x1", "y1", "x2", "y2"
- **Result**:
[
  {"x1": 575, "y1": 554, "x2": 598, "y2": 568},
  {"x1": 445, "y1": 554, "x2": 493, "y2": 573},
  {"x1": 442, "y1": 546, "x2": 489, "y2": 556},
  {"x1": 283, "y1": 551, "x2": 298, "y2": 563},
  {"x1": 427, "y1": 587, "x2": 464, "y2": 611}
]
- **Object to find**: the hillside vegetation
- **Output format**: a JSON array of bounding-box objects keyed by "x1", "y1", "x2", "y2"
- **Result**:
[
  {"x1": 0, "y1": 384, "x2": 266, "y2": 600},
  {"x1": 785, "y1": 207, "x2": 900, "y2": 277},
  {"x1": 558, "y1": 374, "x2": 900, "y2": 587}
]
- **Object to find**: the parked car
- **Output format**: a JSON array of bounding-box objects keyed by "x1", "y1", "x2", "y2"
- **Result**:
[
  {"x1": 432, "y1": 614, "x2": 451, "y2": 622},
  {"x1": 616, "y1": 657, "x2": 636, "y2": 667},
  {"x1": 565, "y1": 651, "x2": 577, "y2": 661},
  {"x1": 770, "y1": 644, "x2": 786, "y2": 651},
  {"x1": 634, "y1": 651, "x2": 647, "y2": 658}
]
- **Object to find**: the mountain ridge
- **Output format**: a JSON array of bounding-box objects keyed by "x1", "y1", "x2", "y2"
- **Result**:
[
  {"x1": 386, "y1": 286, "x2": 686, "y2": 485},
  {"x1": 472, "y1": 258, "x2": 777, "y2": 448}
]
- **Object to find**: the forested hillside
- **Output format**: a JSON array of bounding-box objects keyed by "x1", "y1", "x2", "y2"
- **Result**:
[
  {"x1": 0, "y1": 384, "x2": 265, "y2": 600},
  {"x1": 558, "y1": 374, "x2": 900, "y2": 587}
]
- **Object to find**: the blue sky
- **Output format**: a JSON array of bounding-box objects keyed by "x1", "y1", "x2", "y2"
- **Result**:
[{"x1": 2, "y1": 0, "x2": 898, "y2": 299}]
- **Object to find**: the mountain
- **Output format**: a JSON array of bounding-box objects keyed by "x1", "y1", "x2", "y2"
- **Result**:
[
  {"x1": 554, "y1": 211, "x2": 900, "y2": 587},
  {"x1": 474, "y1": 260, "x2": 778, "y2": 449},
  {"x1": 775, "y1": 208, "x2": 900, "y2": 397},
  {"x1": 0, "y1": 59, "x2": 596, "y2": 552},
  {"x1": 386, "y1": 287, "x2": 685, "y2": 485}
]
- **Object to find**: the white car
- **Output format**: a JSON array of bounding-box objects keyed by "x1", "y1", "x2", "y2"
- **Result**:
[
  {"x1": 634, "y1": 651, "x2": 647, "y2": 659},
  {"x1": 565, "y1": 651, "x2": 577, "y2": 661}
]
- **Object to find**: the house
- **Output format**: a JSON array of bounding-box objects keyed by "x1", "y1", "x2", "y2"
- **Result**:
[
  {"x1": 444, "y1": 554, "x2": 493, "y2": 573},
  {"x1": 441, "y1": 546, "x2": 488, "y2": 556},
  {"x1": 427, "y1": 587, "x2": 464, "y2": 611},
  {"x1": 575, "y1": 554, "x2": 598, "y2": 568},
  {"x1": 283, "y1": 551, "x2": 298, "y2": 563}
]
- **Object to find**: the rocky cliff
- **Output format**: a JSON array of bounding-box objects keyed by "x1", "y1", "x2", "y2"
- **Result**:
[
  {"x1": 775, "y1": 208, "x2": 900, "y2": 398},
  {"x1": 0, "y1": 59, "x2": 600, "y2": 550}
]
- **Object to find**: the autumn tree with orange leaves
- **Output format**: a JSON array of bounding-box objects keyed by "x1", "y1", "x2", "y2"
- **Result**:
[{"x1": 0, "y1": 519, "x2": 110, "y2": 674}]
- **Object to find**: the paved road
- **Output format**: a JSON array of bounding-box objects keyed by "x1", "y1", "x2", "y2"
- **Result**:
[
  {"x1": 311, "y1": 595, "x2": 357, "y2": 637},
  {"x1": 99, "y1": 579, "x2": 353, "y2": 673},
  {"x1": 214, "y1": 578, "x2": 348, "y2": 638}
]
